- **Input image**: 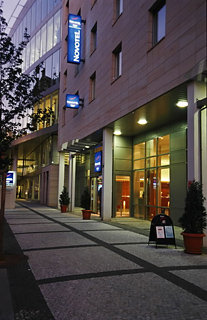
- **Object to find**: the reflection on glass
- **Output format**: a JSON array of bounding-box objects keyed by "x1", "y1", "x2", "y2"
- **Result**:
[
  {"x1": 133, "y1": 171, "x2": 145, "y2": 219},
  {"x1": 47, "y1": 17, "x2": 54, "y2": 51},
  {"x1": 41, "y1": 25, "x2": 47, "y2": 56},
  {"x1": 157, "y1": 5, "x2": 166, "y2": 42},
  {"x1": 52, "y1": 50, "x2": 60, "y2": 84},
  {"x1": 54, "y1": 11, "x2": 61, "y2": 46},
  {"x1": 146, "y1": 156, "x2": 156, "y2": 168},
  {"x1": 116, "y1": 176, "x2": 130, "y2": 217},
  {"x1": 158, "y1": 167, "x2": 170, "y2": 208},
  {"x1": 158, "y1": 135, "x2": 169, "y2": 154},
  {"x1": 134, "y1": 142, "x2": 145, "y2": 160},
  {"x1": 158, "y1": 154, "x2": 170, "y2": 166},
  {"x1": 134, "y1": 159, "x2": 145, "y2": 170},
  {"x1": 146, "y1": 139, "x2": 156, "y2": 157},
  {"x1": 146, "y1": 169, "x2": 157, "y2": 219}
]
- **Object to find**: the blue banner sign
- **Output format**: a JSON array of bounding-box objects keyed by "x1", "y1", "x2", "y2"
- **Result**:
[
  {"x1": 66, "y1": 94, "x2": 80, "y2": 109},
  {"x1": 95, "y1": 151, "x2": 102, "y2": 173},
  {"x1": 68, "y1": 14, "x2": 82, "y2": 64},
  {"x1": 6, "y1": 171, "x2": 15, "y2": 187}
]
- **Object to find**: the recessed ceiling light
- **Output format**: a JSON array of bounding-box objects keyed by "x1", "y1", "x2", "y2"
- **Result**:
[
  {"x1": 114, "y1": 129, "x2": 122, "y2": 135},
  {"x1": 137, "y1": 119, "x2": 148, "y2": 125},
  {"x1": 176, "y1": 100, "x2": 188, "y2": 108}
]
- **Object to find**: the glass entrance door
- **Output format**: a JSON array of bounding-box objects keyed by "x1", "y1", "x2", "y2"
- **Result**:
[{"x1": 115, "y1": 175, "x2": 130, "y2": 217}]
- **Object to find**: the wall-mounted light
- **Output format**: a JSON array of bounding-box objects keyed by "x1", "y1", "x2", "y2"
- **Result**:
[
  {"x1": 137, "y1": 118, "x2": 148, "y2": 125},
  {"x1": 176, "y1": 100, "x2": 188, "y2": 108},
  {"x1": 114, "y1": 129, "x2": 122, "y2": 135}
]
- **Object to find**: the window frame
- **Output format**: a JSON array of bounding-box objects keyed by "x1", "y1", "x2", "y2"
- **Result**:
[
  {"x1": 90, "y1": 22, "x2": 97, "y2": 54},
  {"x1": 150, "y1": 0, "x2": 166, "y2": 46},
  {"x1": 112, "y1": 43, "x2": 122, "y2": 81},
  {"x1": 89, "y1": 72, "x2": 96, "y2": 102}
]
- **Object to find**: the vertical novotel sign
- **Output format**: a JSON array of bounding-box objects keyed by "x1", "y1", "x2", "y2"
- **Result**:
[{"x1": 68, "y1": 14, "x2": 82, "y2": 64}]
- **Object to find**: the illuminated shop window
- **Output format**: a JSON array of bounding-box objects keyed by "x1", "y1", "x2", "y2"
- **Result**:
[{"x1": 133, "y1": 135, "x2": 170, "y2": 220}]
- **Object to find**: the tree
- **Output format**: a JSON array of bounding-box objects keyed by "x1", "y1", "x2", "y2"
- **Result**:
[{"x1": 0, "y1": 3, "x2": 40, "y2": 264}]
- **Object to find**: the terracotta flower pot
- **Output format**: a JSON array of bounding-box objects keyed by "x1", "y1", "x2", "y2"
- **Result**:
[
  {"x1": 61, "y1": 205, "x2": 68, "y2": 213},
  {"x1": 82, "y1": 210, "x2": 91, "y2": 220},
  {"x1": 181, "y1": 232, "x2": 205, "y2": 254}
]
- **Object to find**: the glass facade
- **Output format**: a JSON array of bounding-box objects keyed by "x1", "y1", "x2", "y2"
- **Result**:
[
  {"x1": 133, "y1": 135, "x2": 170, "y2": 220},
  {"x1": 12, "y1": 6, "x2": 61, "y2": 73}
]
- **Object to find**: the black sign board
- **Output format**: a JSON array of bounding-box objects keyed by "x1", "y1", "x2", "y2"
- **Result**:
[{"x1": 148, "y1": 214, "x2": 176, "y2": 248}]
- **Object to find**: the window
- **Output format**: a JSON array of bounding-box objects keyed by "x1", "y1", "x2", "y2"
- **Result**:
[
  {"x1": 90, "y1": 22, "x2": 97, "y2": 54},
  {"x1": 53, "y1": 10, "x2": 61, "y2": 46},
  {"x1": 133, "y1": 134, "x2": 170, "y2": 220},
  {"x1": 151, "y1": 0, "x2": 166, "y2": 45},
  {"x1": 47, "y1": 17, "x2": 53, "y2": 51},
  {"x1": 52, "y1": 50, "x2": 60, "y2": 85},
  {"x1": 35, "y1": 30, "x2": 41, "y2": 62},
  {"x1": 89, "y1": 72, "x2": 96, "y2": 102},
  {"x1": 112, "y1": 43, "x2": 122, "y2": 80},
  {"x1": 31, "y1": 2, "x2": 37, "y2": 32},
  {"x1": 45, "y1": 55, "x2": 52, "y2": 88},
  {"x1": 40, "y1": 24, "x2": 47, "y2": 56},
  {"x1": 115, "y1": 0, "x2": 123, "y2": 19}
]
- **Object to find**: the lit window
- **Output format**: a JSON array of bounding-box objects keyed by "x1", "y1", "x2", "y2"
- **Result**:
[
  {"x1": 151, "y1": 1, "x2": 166, "y2": 45},
  {"x1": 90, "y1": 22, "x2": 97, "y2": 54},
  {"x1": 112, "y1": 43, "x2": 122, "y2": 80},
  {"x1": 89, "y1": 72, "x2": 96, "y2": 102}
]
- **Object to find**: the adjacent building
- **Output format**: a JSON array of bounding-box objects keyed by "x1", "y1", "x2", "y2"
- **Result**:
[{"x1": 7, "y1": 0, "x2": 207, "y2": 244}]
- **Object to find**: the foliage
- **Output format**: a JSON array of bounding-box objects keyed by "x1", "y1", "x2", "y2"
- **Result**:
[
  {"x1": 179, "y1": 181, "x2": 207, "y2": 234},
  {"x1": 0, "y1": 4, "x2": 41, "y2": 171},
  {"x1": 80, "y1": 187, "x2": 91, "y2": 210},
  {"x1": 59, "y1": 187, "x2": 70, "y2": 206}
]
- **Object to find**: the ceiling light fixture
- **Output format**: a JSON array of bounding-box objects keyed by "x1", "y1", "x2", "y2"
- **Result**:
[
  {"x1": 137, "y1": 119, "x2": 148, "y2": 125},
  {"x1": 114, "y1": 129, "x2": 122, "y2": 135},
  {"x1": 176, "y1": 100, "x2": 188, "y2": 108}
]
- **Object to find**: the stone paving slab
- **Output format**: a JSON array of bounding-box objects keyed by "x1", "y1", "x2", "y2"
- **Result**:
[
  {"x1": 15, "y1": 231, "x2": 94, "y2": 250},
  {"x1": 25, "y1": 246, "x2": 142, "y2": 280},
  {"x1": 8, "y1": 222, "x2": 69, "y2": 233},
  {"x1": 85, "y1": 229, "x2": 149, "y2": 244},
  {"x1": 170, "y1": 270, "x2": 207, "y2": 291},
  {"x1": 115, "y1": 244, "x2": 207, "y2": 267},
  {"x1": 64, "y1": 221, "x2": 122, "y2": 231},
  {"x1": 39, "y1": 273, "x2": 207, "y2": 320}
]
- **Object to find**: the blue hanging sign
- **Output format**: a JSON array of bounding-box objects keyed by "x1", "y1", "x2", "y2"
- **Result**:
[
  {"x1": 6, "y1": 171, "x2": 16, "y2": 188},
  {"x1": 68, "y1": 14, "x2": 82, "y2": 64},
  {"x1": 95, "y1": 151, "x2": 102, "y2": 173},
  {"x1": 66, "y1": 94, "x2": 80, "y2": 109}
]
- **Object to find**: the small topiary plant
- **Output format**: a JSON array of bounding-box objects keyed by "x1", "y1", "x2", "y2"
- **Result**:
[
  {"x1": 59, "y1": 187, "x2": 70, "y2": 206},
  {"x1": 80, "y1": 187, "x2": 91, "y2": 210},
  {"x1": 179, "y1": 181, "x2": 206, "y2": 234}
]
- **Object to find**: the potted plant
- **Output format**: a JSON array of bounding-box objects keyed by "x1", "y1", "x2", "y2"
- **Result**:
[
  {"x1": 80, "y1": 187, "x2": 92, "y2": 219},
  {"x1": 59, "y1": 186, "x2": 70, "y2": 213},
  {"x1": 179, "y1": 181, "x2": 206, "y2": 254}
]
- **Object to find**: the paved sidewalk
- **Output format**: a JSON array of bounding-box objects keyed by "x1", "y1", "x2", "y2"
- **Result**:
[{"x1": 2, "y1": 202, "x2": 207, "y2": 320}]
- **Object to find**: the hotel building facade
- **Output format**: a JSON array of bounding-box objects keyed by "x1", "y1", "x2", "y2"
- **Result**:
[{"x1": 7, "y1": 0, "x2": 207, "y2": 244}]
